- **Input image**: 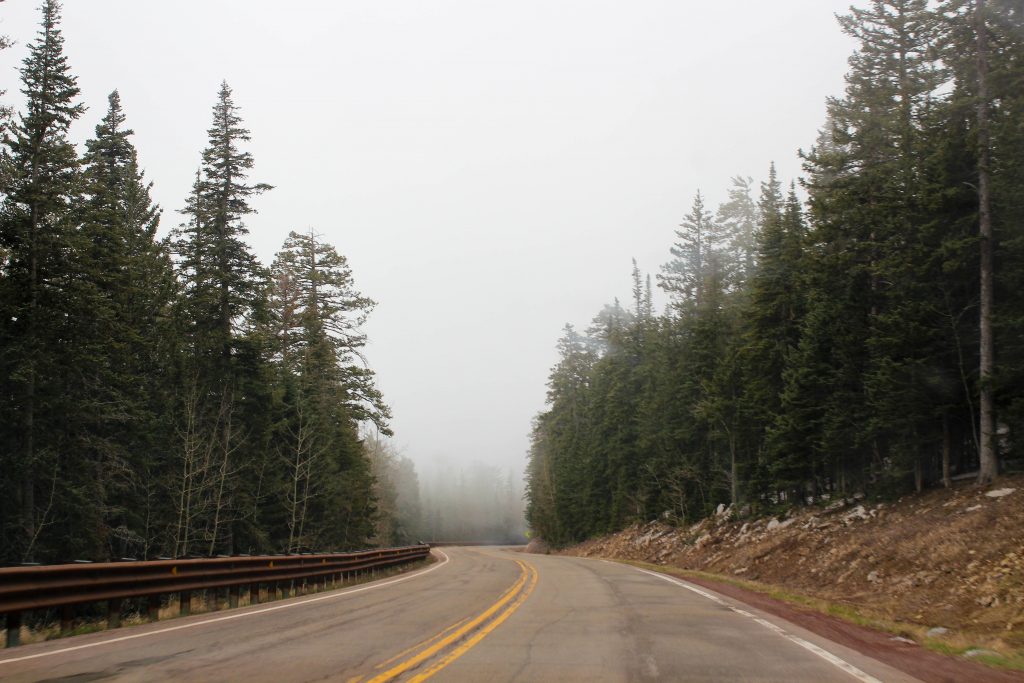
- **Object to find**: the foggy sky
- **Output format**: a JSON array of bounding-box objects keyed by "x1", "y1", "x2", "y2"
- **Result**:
[{"x1": 0, "y1": 1, "x2": 856, "y2": 480}]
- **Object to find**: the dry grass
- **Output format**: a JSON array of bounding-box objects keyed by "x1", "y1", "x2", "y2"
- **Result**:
[
  {"x1": 616, "y1": 558, "x2": 1024, "y2": 672},
  {"x1": 567, "y1": 476, "x2": 1024, "y2": 672}
]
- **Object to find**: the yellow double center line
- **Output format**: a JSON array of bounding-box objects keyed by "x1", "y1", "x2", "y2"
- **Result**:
[{"x1": 362, "y1": 559, "x2": 538, "y2": 683}]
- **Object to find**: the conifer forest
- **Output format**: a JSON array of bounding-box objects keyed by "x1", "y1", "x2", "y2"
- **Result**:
[
  {"x1": 526, "y1": 1, "x2": 1024, "y2": 546},
  {"x1": 2, "y1": 1, "x2": 1023, "y2": 564},
  {"x1": 0, "y1": 2, "x2": 402, "y2": 563}
]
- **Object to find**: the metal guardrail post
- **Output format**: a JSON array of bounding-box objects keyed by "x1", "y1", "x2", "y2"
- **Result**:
[
  {"x1": 147, "y1": 595, "x2": 160, "y2": 622},
  {"x1": 61, "y1": 605, "x2": 73, "y2": 635},
  {"x1": 0, "y1": 545, "x2": 430, "y2": 647},
  {"x1": 179, "y1": 591, "x2": 191, "y2": 616},
  {"x1": 6, "y1": 612, "x2": 20, "y2": 648},
  {"x1": 107, "y1": 599, "x2": 121, "y2": 629}
]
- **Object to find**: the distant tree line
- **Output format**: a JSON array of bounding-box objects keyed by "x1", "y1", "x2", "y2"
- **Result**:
[
  {"x1": 418, "y1": 462, "x2": 527, "y2": 545},
  {"x1": 0, "y1": 1, "x2": 392, "y2": 563},
  {"x1": 527, "y1": 0, "x2": 1024, "y2": 547},
  {"x1": 367, "y1": 439, "x2": 526, "y2": 547},
  {"x1": 366, "y1": 435, "x2": 423, "y2": 547}
]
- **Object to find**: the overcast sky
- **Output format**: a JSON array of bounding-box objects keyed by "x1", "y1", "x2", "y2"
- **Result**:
[{"x1": 0, "y1": 1, "x2": 856, "y2": 480}]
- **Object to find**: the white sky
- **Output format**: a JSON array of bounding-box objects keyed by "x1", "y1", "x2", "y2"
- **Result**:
[{"x1": 0, "y1": 1, "x2": 856, "y2": 480}]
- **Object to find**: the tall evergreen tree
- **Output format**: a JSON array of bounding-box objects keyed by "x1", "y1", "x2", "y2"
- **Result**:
[
  {"x1": 0, "y1": 0, "x2": 85, "y2": 562},
  {"x1": 269, "y1": 230, "x2": 388, "y2": 551},
  {"x1": 78, "y1": 90, "x2": 176, "y2": 558},
  {"x1": 732, "y1": 175, "x2": 807, "y2": 499},
  {"x1": 171, "y1": 81, "x2": 272, "y2": 555}
]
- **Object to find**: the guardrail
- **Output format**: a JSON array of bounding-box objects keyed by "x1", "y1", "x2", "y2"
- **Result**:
[{"x1": 0, "y1": 544, "x2": 431, "y2": 648}]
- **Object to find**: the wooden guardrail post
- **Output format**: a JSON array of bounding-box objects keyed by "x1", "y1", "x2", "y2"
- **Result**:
[{"x1": 249, "y1": 583, "x2": 259, "y2": 605}]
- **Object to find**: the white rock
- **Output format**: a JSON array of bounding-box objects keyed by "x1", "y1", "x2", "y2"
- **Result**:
[
  {"x1": 965, "y1": 504, "x2": 983, "y2": 512},
  {"x1": 716, "y1": 503, "x2": 727, "y2": 516},
  {"x1": 985, "y1": 488, "x2": 1016, "y2": 498},
  {"x1": 843, "y1": 505, "x2": 869, "y2": 522},
  {"x1": 926, "y1": 627, "x2": 949, "y2": 638},
  {"x1": 964, "y1": 648, "x2": 1000, "y2": 658},
  {"x1": 867, "y1": 570, "x2": 880, "y2": 583},
  {"x1": 766, "y1": 518, "x2": 781, "y2": 531}
]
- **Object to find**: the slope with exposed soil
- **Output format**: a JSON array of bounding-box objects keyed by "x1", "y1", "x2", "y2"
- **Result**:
[{"x1": 563, "y1": 475, "x2": 1024, "y2": 669}]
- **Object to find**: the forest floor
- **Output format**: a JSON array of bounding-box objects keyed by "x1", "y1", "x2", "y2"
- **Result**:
[{"x1": 560, "y1": 474, "x2": 1024, "y2": 674}]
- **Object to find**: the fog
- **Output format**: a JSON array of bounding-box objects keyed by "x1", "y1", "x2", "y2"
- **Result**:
[{"x1": 0, "y1": 1, "x2": 855, "y2": 483}]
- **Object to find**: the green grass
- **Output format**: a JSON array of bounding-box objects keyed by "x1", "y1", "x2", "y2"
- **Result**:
[{"x1": 920, "y1": 639, "x2": 1024, "y2": 672}]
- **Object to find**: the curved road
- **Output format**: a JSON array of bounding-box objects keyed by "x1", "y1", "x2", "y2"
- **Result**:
[{"x1": 0, "y1": 547, "x2": 920, "y2": 682}]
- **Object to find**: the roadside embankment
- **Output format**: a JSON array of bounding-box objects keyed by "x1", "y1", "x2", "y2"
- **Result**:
[{"x1": 562, "y1": 475, "x2": 1024, "y2": 674}]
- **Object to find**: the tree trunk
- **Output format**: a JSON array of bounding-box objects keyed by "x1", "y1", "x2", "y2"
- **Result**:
[
  {"x1": 976, "y1": 0, "x2": 998, "y2": 485},
  {"x1": 942, "y1": 413, "x2": 952, "y2": 489},
  {"x1": 729, "y1": 435, "x2": 739, "y2": 510}
]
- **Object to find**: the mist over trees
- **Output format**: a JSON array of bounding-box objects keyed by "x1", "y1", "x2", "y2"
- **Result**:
[
  {"x1": 0, "y1": 1, "x2": 393, "y2": 563},
  {"x1": 418, "y1": 462, "x2": 527, "y2": 545},
  {"x1": 367, "y1": 435, "x2": 527, "y2": 546},
  {"x1": 527, "y1": 0, "x2": 1024, "y2": 547}
]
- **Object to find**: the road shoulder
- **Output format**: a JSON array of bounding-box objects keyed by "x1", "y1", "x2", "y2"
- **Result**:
[{"x1": 602, "y1": 558, "x2": 1024, "y2": 683}]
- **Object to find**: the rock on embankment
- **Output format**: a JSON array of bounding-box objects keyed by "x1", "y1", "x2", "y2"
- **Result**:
[{"x1": 564, "y1": 476, "x2": 1024, "y2": 652}]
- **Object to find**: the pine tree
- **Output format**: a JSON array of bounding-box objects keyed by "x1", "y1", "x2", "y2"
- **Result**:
[
  {"x1": 798, "y1": 0, "x2": 945, "y2": 493},
  {"x1": 716, "y1": 175, "x2": 760, "y2": 283},
  {"x1": 78, "y1": 90, "x2": 176, "y2": 558},
  {"x1": 657, "y1": 191, "x2": 725, "y2": 309},
  {"x1": 0, "y1": 0, "x2": 85, "y2": 562},
  {"x1": 171, "y1": 81, "x2": 271, "y2": 555},
  {"x1": 176, "y1": 81, "x2": 270, "y2": 368},
  {"x1": 271, "y1": 230, "x2": 389, "y2": 431},
  {"x1": 269, "y1": 230, "x2": 389, "y2": 550},
  {"x1": 729, "y1": 173, "x2": 807, "y2": 500},
  {"x1": 526, "y1": 324, "x2": 596, "y2": 544}
]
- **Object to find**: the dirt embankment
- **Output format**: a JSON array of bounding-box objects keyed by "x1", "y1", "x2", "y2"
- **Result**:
[{"x1": 564, "y1": 475, "x2": 1024, "y2": 668}]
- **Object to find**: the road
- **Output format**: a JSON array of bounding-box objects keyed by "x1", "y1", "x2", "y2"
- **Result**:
[{"x1": 0, "y1": 547, "x2": 921, "y2": 682}]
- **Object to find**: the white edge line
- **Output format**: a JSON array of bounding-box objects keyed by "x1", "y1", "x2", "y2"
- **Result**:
[
  {"x1": 0, "y1": 549, "x2": 451, "y2": 666},
  {"x1": 630, "y1": 566, "x2": 883, "y2": 683}
]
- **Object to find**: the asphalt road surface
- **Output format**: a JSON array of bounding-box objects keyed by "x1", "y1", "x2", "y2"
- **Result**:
[{"x1": 0, "y1": 547, "x2": 922, "y2": 682}]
